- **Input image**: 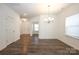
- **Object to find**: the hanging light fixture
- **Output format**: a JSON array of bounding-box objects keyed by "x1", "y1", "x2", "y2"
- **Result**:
[
  {"x1": 44, "y1": 17, "x2": 54, "y2": 23},
  {"x1": 21, "y1": 13, "x2": 28, "y2": 22},
  {"x1": 21, "y1": 18, "x2": 27, "y2": 22},
  {"x1": 44, "y1": 5, "x2": 55, "y2": 23}
]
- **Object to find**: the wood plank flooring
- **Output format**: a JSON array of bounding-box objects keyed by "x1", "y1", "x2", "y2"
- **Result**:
[{"x1": 0, "y1": 34, "x2": 79, "y2": 55}]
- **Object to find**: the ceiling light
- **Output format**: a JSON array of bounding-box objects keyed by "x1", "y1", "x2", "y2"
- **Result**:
[{"x1": 21, "y1": 18, "x2": 27, "y2": 22}]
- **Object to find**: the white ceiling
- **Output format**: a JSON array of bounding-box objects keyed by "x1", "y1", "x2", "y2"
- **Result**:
[{"x1": 5, "y1": 3, "x2": 69, "y2": 18}]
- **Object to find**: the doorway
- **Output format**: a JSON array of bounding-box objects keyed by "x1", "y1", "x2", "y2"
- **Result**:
[{"x1": 32, "y1": 23, "x2": 39, "y2": 44}]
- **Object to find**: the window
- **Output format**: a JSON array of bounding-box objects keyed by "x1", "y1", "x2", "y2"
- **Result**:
[
  {"x1": 34, "y1": 24, "x2": 39, "y2": 31},
  {"x1": 65, "y1": 13, "x2": 79, "y2": 39}
]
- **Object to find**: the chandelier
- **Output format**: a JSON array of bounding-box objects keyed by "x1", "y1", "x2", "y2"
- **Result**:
[
  {"x1": 44, "y1": 16, "x2": 54, "y2": 23},
  {"x1": 44, "y1": 5, "x2": 54, "y2": 23}
]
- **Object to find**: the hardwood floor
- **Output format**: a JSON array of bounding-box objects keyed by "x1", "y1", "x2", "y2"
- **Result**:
[
  {"x1": 0, "y1": 34, "x2": 79, "y2": 55},
  {"x1": 0, "y1": 34, "x2": 31, "y2": 55}
]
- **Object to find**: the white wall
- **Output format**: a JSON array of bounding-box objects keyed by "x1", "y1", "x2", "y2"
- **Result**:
[
  {"x1": 56, "y1": 4, "x2": 79, "y2": 50},
  {"x1": 29, "y1": 15, "x2": 58, "y2": 39},
  {"x1": 39, "y1": 15, "x2": 58, "y2": 39},
  {"x1": 20, "y1": 20, "x2": 31, "y2": 35},
  {"x1": 0, "y1": 4, "x2": 20, "y2": 50}
]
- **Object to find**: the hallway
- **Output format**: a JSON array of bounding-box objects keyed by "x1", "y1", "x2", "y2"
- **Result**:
[{"x1": 0, "y1": 35, "x2": 79, "y2": 55}]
